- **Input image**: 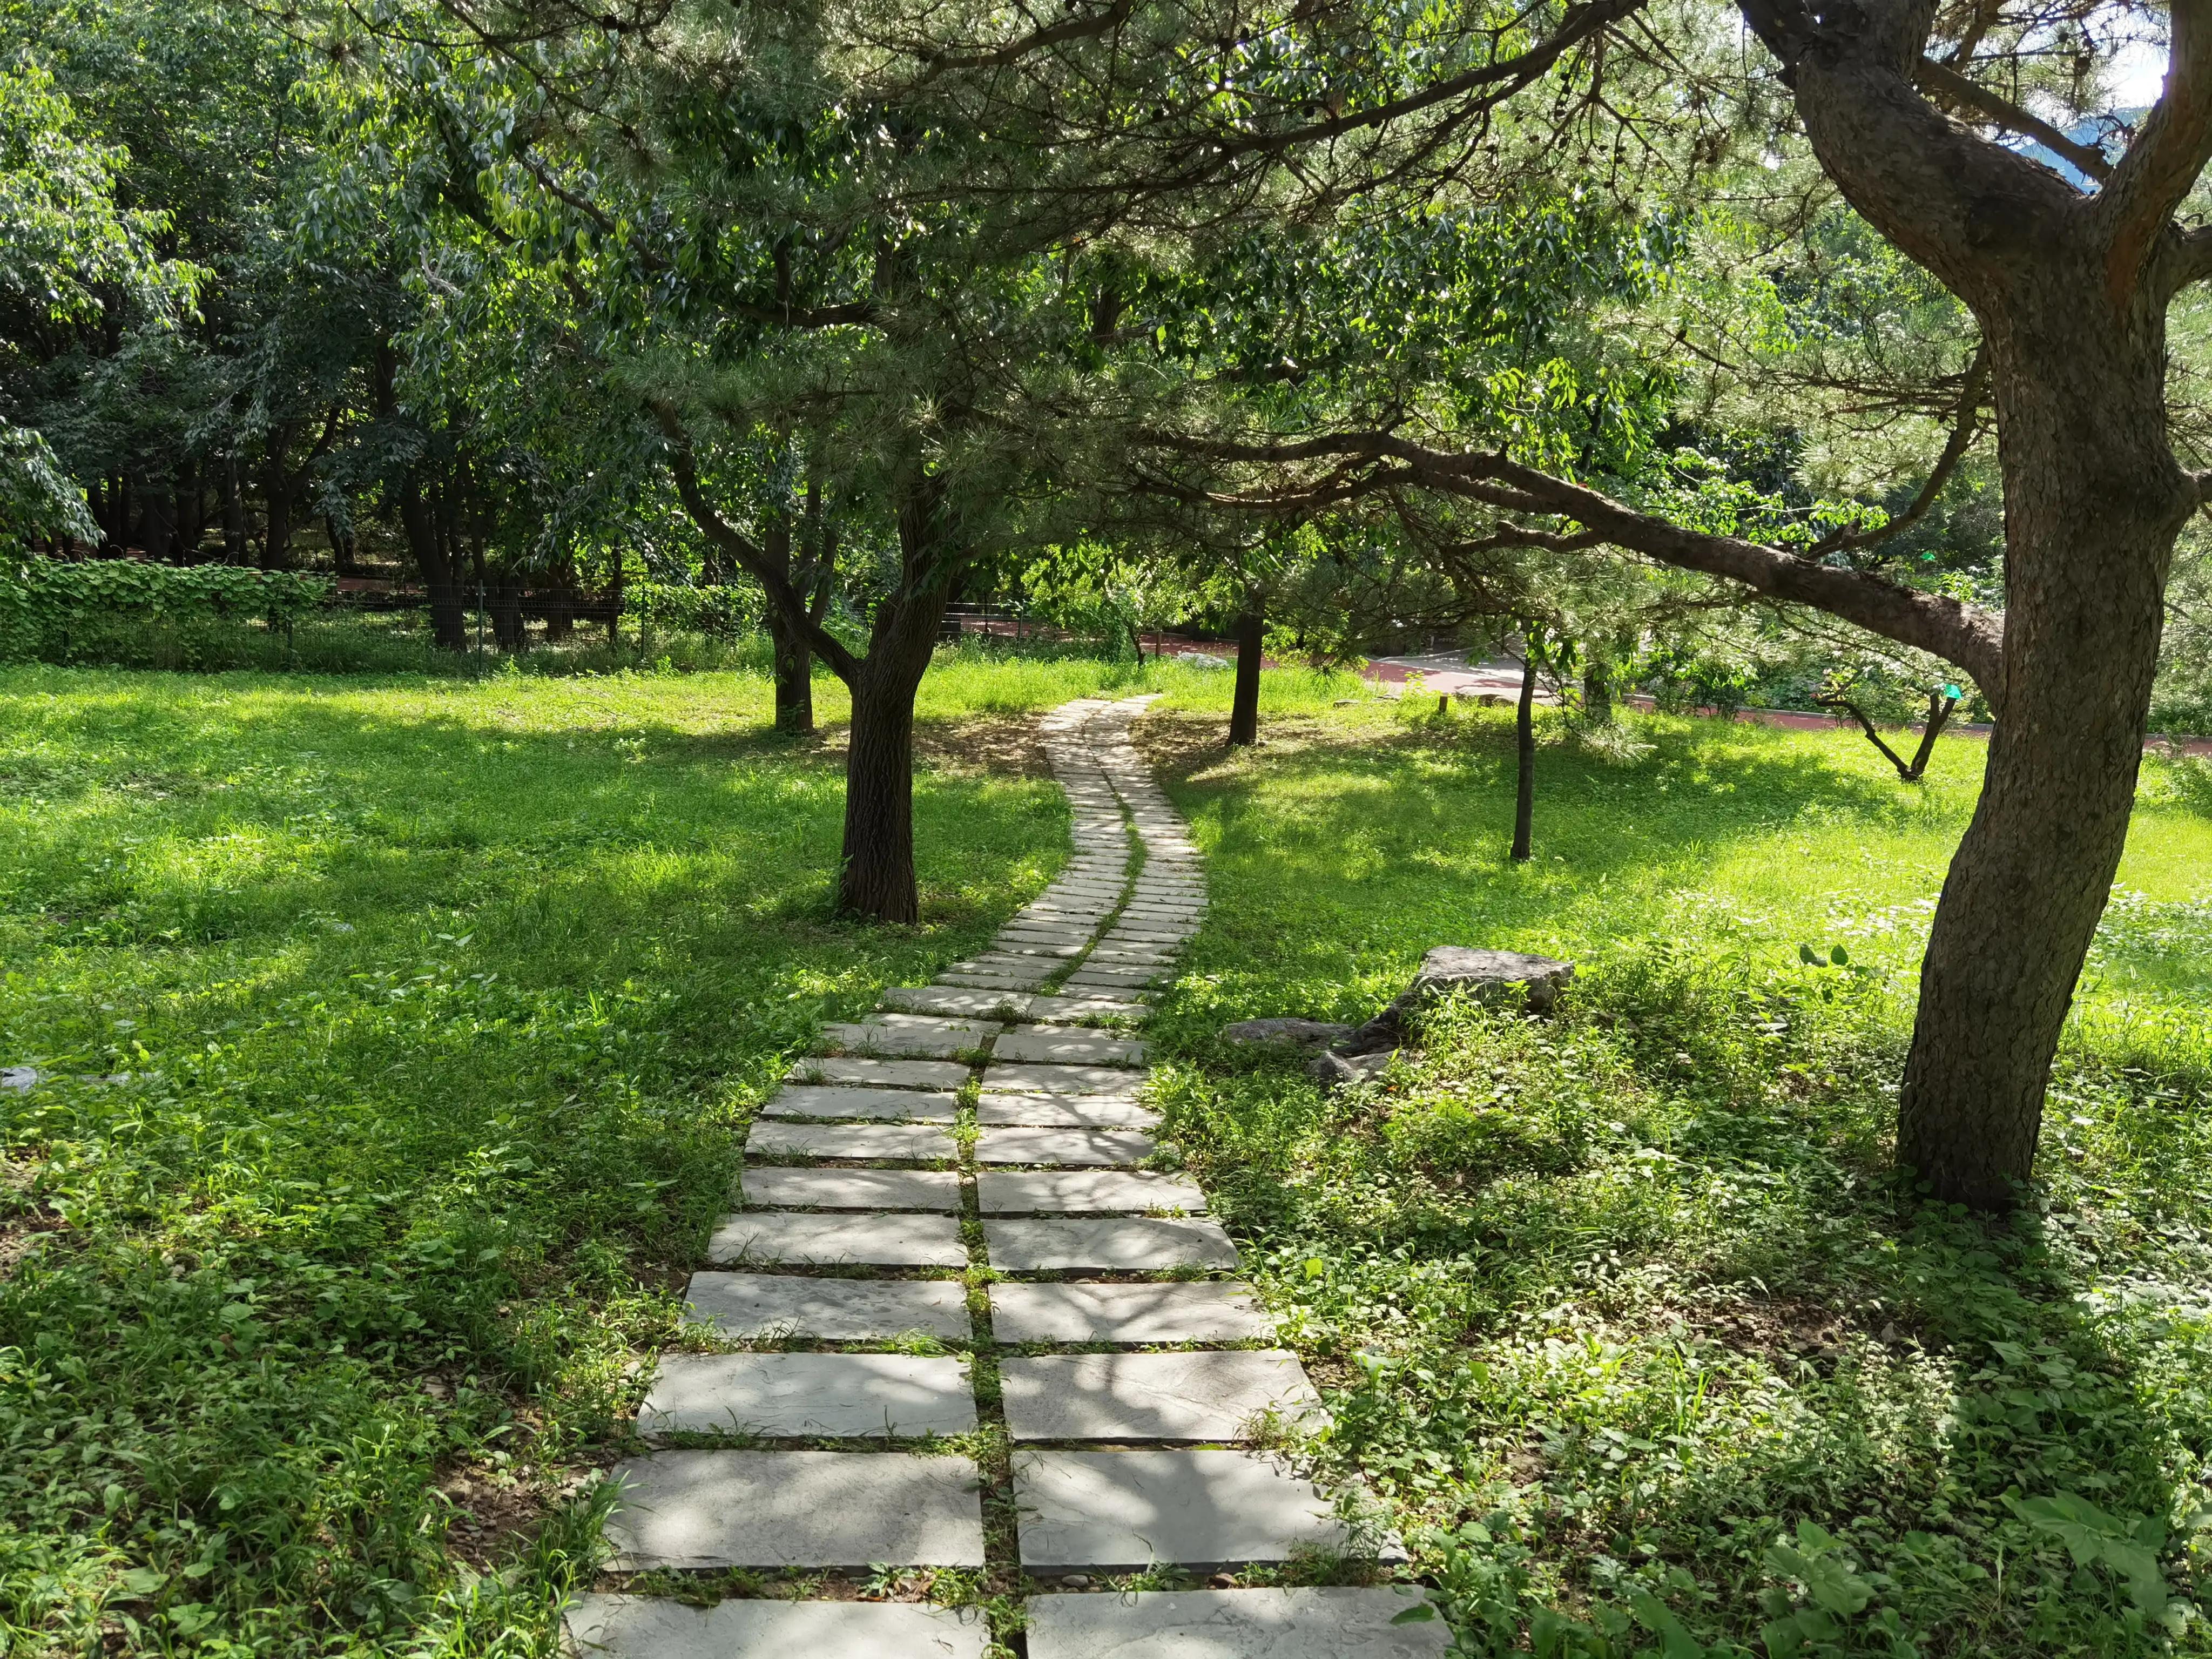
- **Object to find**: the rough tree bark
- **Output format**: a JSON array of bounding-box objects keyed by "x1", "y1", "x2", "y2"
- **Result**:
[
  {"x1": 1511, "y1": 650, "x2": 1536, "y2": 861},
  {"x1": 1228, "y1": 591, "x2": 1264, "y2": 745}
]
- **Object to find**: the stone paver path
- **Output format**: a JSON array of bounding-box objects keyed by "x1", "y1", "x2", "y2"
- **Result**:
[{"x1": 572, "y1": 697, "x2": 1442, "y2": 1657}]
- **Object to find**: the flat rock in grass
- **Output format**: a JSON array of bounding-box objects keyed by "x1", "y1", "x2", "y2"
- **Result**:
[
  {"x1": 740, "y1": 1166, "x2": 962, "y2": 1212},
  {"x1": 975, "y1": 1128, "x2": 1156, "y2": 1168},
  {"x1": 881, "y1": 986, "x2": 1033, "y2": 1020},
  {"x1": 976, "y1": 1168, "x2": 1201, "y2": 1216},
  {"x1": 685, "y1": 1272, "x2": 971, "y2": 1340},
  {"x1": 820, "y1": 1015, "x2": 1000, "y2": 1059},
  {"x1": 999, "y1": 1351, "x2": 1326, "y2": 1442},
  {"x1": 603, "y1": 1451, "x2": 985, "y2": 1569},
  {"x1": 989, "y1": 1280, "x2": 1271, "y2": 1344},
  {"x1": 1060, "y1": 967, "x2": 1170, "y2": 992},
  {"x1": 976, "y1": 1093, "x2": 1159, "y2": 1129},
  {"x1": 786, "y1": 1057, "x2": 970, "y2": 1090},
  {"x1": 1346, "y1": 946, "x2": 1576, "y2": 1052},
  {"x1": 564, "y1": 1593, "x2": 992, "y2": 1659},
  {"x1": 1024, "y1": 995, "x2": 1151, "y2": 1026},
  {"x1": 1083, "y1": 943, "x2": 1179, "y2": 966},
  {"x1": 986, "y1": 1063, "x2": 1149, "y2": 1098},
  {"x1": 707, "y1": 1211, "x2": 966, "y2": 1267},
  {"x1": 638, "y1": 1352, "x2": 975, "y2": 1440},
  {"x1": 1221, "y1": 1018, "x2": 1357, "y2": 1051},
  {"x1": 761, "y1": 1085, "x2": 961, "y2": 1122},
  {"x1": 1013, "y1": 1449, "x2": 1388, "y2": 1570},
  {"x1": 993, "y1": 1029, "x2": 1151, "y2": 1068},
  {"x1": 744, "y1": 1121, "x2": 954, "y2": 1161},
  {"x1": 1022, "y1": 1588, "x2": 1447, "y2": 1659},
  {"x1": 984, "y1": 1217, "x2": 1240, "y2": 1273}
]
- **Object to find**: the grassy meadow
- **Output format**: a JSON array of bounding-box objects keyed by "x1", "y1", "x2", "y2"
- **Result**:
[{"x1": 0, "y1": 650, "x2": 2207, "y2": 1657}]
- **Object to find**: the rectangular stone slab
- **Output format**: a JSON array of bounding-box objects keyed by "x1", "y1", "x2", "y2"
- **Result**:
[
  {"x1": 1057, "y1": 967, "x2": 1169, "y2": 991},
  {"x1": 821, "y1": 1019, "x2": 998, "y2": 1058},
  {"x1": 977, "y1": 1094, "x2": 1160, "y2": 1129},
  {"x1": 740, "y1": 1166, "x2": 962, "y2": 1212},
  {"x1": 1022, "y1": 1588, "x2": 1448, "y2": 1659},
  {"x1": 1082, "y1": 945, "x2": 1180, "y2": 965},
  {"x1": 745, "y1": 1121, "x2": 954, "y2": 1161},
  {"x1": 983, "y1": 1063, "x2": 1149, "y2": 1098},
  {"x1": 1013, "y1": 1450, "x2": 1361, "y2": 1570},
  {"x1": 685, "y1": 1272, "x2": 972, "y2": 1340},
  {"x1": 990, "y1": 1280, "x2": 1271, "y2": 1344},
  {"x1": 984, "y1": 1218, "x2": 1240, "y2": 1272},
  {"x1": 941, "y1": 972, "x2": 1055, "y2": 992},
  {"x1": 1024, "y1": 995, "x2": 1151, "y2": 1025},
  {"x1": 761, "y1": 1085, "x2": 961, "y2": 1122},
  {"x1": 976, "y1": 1169, "x2": 1201, "y2": 1216},
  {"x1": 638, "y1": 1352, "x2": 976, "y2": 1439},
  {"x1": 786, "y1": 1057, "x2": 970, "y2": 1090},
  {"x1": 975, "y1": 1128, "x2": 1156, "y2": 1168},
  {"x1": 708, "y1": 1212, "x2": 967, "y2": 1267},
  {"x1": 881, "y1": 986, "x2": 1032, "y2": 1020},
  {"x1": 999, "y1": 1351, "x2": 1325, "y2": 1442},
  {"x1": 993, "y1": 1030, "x2": 1151, "y2": 1068},
  {"x1": 565, "y1": 1594, "x2": 992, "y2": 1659},
  {"x1": 604, "y1": 1451, "x2": 985, "y2": 1569}
]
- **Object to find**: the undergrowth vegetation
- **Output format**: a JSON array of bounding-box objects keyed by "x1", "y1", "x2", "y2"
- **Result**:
[{"x1": 1141, "y1": 686, "x2": 2212, "y2": 1657}]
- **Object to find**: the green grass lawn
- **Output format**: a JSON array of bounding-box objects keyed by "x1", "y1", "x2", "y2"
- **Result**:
[
  {"x1": 2, "y1": 655, "x2": 2209, "y2": 1658},
  {"x1": 1133, "y1": 682, "x2": 2212, "y2": 1658}
]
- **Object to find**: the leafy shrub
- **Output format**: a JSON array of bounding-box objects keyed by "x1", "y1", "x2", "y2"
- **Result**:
[{"x1": 0, "y1": 558, "x2": 333, "y2": 663}]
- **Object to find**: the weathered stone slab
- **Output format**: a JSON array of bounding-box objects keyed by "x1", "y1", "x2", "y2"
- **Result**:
[
  {"x1": 993, "y1": 1029, "x2": 1151, "y2": 1068},
  {"x1": 1221, "y1": 1018, "x2": 1354, "y2": 1051},
  {"x1": 638, "y1": 1352, "x2": 976, "y2": 1439},
  {"x1": 957, "y1": 953, "x2": 1070, "y2": 974},
  {"x1": 1346, "y1": 946, "x2": 1576, "y2": 1052},
  {"x1": 821, "y1": 1015, "x2": 1000, "y2": 1060},
  {"x1": 984, "y1": 1064, "x2": 1149, "y2": 1098},
  {"x1": 761, "y1": 1085, "x2": 961, "y2": 1122},
  {"x1": 1000, "y1": 1351, "x2": 1325, "y2": 1442},
  {"x1": 941, "y1": 972, "x2": 1055, "y2": 992},
  {"x1": 1022, "y1": 1588, "x2": 1447, "y2": 1658},
  {"x1": 1023, "y1": 995, "x2": 1151, "y2": 1025},
  {"x1": 741, "y1": 1166, "x2": 962, "y2": 1211},
  {"x1": 564, "y1": 1593, "x2": 992, "y2": 1659},
  {"x1": 604, "y1": 1451, "x2": 985, "y2": 1569},
  {"x1": 1060, "y1": 967, "x2": 1169, "y2": 990},
  {"x1": 1101, "y1": 928, "x2": 1198, "y2": 946},
  {"x1": 975, "y1": 1169, "x2": 1200, "y2": 1216},
  {"x1": 1012, "y1": 1450, "x2": 1371, "y2": 1570},
  {"x1": 984, "y1": 1218, "x2": 1239, "y2": 1272},
  {"x1": 1083, "y1": 944, "x2": 1179, "y2": 965},
  {"x1": 975, "y1": 1128, "x2": 1156, "y2": 1167},
  {"x1": 976, "y1": 1094, "x2": 1159, "y2": 1128},
  {"x1": 708, "y1": 1212, "x2": 966, "y2": 1267},
  {"x1": 685, "y1": 1272, "x2": 971, "y2": 1340},
  {"x1": 989, "y1": 1280, "x2": 1270, "y2": 1343},
  {"x1": 745, "y1": 1121, "x2": 955, "y2": 1161},
  {"x1": 881, "y1": 986, "x2": 1032, "y2": 1020},
  {"x1": 787, "y1": 1057, "x2": 970, "y2": 1090}
]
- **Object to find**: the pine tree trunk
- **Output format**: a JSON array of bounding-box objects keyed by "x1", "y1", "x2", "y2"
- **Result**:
[
  {"x1": 836, "y1": 597, "x2": 946, "y2": 922},
  {"x1": 1228, "y1": 596, "x2": 1264, "y2": 746},
  {"x1": 1895, "y1": 289, "x2": 2182, "y2": 1206},
  {"x1": 1511, "y1": 651, "x2": 1536, "y2": 861},
  {"x1": 770, "y1": 613, "x2": 814, "y2": 734}
]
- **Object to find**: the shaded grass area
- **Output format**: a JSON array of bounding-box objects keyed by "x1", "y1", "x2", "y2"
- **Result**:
[
  {"x1": 0, "y1": 653, "x2": 1209, "y2": 1658},
  {"x1": 1138, "y1": 687, "x2": 2212, "y2": 1657}
]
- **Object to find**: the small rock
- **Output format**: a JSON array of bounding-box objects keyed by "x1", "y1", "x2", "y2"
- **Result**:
[
  {"x1": 0, "y1": 1067, "x2": 40, "y2": 1092},
  {"x1": 1309, "y1": 1049, "x2": 1397, "y2": 1089},
  {"x1": 1060, "y1": 1574, "x2": 1093, "y2": 1589},
  {"x1": 1209, "y1": 1572, "x2": 1237, "y2": 1589},
  {"x1": 1344, "y1": 946, "x2": 1575, "y2": 1052},
  {"x1": 1222, "y1": 1017, "x2": 1357, "y2": 1051}
]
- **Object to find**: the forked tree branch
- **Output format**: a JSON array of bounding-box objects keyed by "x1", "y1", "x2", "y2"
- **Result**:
[
  {"x1": 2096, "y1": 4, "x2": 2212, "y2": 297},
  {"x1": 1811, "y1": 342, "x2": 1990, "y2": 556},
  {"x1": 1912, "y1": 58, "x2": 2113, "y2": 184}
]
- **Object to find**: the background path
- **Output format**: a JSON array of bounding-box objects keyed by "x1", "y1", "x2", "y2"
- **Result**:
[{"x1": 562, "y1": 697, "x2": 1445, "y2": 1656}]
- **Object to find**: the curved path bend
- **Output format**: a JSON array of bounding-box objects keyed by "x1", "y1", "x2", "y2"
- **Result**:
[{"x1": 563, "y1": 697, "x2": 1446, "y2": 1657}]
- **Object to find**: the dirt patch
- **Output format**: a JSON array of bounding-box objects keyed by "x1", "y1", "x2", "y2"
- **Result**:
[
  {"x1": 440, "y1": 1462, "x2": 559, "y2": 1571},
  {"x1": 912, "y1": 716, "x2": 1050, "y2": 778}
]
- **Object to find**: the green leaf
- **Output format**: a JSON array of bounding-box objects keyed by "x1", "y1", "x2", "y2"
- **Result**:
[
  {"x1": 1829, "y1": 945, "x2": 1849, "y2": 966},
  {"x1": 1798, "y1": 943, "x2": 1821, "y2": 966},
  {"x1": 1388, "y1": 1602, "x2": 1438, "y2": 1624}
]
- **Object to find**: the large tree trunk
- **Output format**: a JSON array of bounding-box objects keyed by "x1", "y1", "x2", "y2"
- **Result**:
[
  {"x1": 1511, "y1": 650, "x2": 1536, "y2": 862},
  {"x1": 1228, "y1": 594, "x2": 1264, "y2": 746},
  {"x1": 395, "y1": 481, "x2": 469, "y2": 651},
  {"x1": 1894, "y1": 289, "x2": 2182, "y2": 1205},
  {"x1": 769, "y1": 613, "x2": 815, "y2": 734},
  {"x1": 837, "y1": 596, "x2": 946, "y2": 921}
]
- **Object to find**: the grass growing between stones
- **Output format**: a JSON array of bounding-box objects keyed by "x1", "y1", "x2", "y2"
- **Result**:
[
  {"x1": 1136, "y1": 687, "x2": 2212, "y2": 1658},
  {"x1": 0, "y1": 653, "x2": 1227, "y2": 1658}
]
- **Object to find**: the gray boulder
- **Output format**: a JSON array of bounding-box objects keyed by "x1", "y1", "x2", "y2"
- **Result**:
[
  {"x1": 1223, "y1": 1017, "x2": 1357, "y2": 1051},
  {"x1": 1309, "y1": 1049, "x2": 1398, "y2": 1088},
  {"x1": 1344, "y1": 947, "x2": 1574, "y2": 1053}
]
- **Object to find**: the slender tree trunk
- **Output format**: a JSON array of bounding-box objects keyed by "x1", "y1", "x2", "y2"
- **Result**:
[
  {"x1": 261, "y1": 454, "x2": 293, "y2": 570},
  {"x1": 1511, "y1": 651, "x2": 1536, "y2": 861},
  {"x1": 837, "y1": 595, "x2": 947, "y2": 922},
  {"x1": 490, "y1": 569, "x2": 524, "y2": 652},
  {"x1": 222, "y1": 458, "x2": 246, "y2": 562},
  {"x1": 1895, "y1": 295, "x2": 2182, "y2": 1206},
  {"x1": 396, "y1": 482, "x2": 468, "y2": 651},
  {"x1": 763, "y1": 501, "x2": 813, "y2": 733},
  {"x1": 1228, "y1": 593, "x2": 1264, "y2": 746}
]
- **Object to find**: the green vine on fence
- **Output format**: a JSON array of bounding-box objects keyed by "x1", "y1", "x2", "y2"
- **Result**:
[{"x1": 0, "y1": 558, "x2": 335, "y2": 660}]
